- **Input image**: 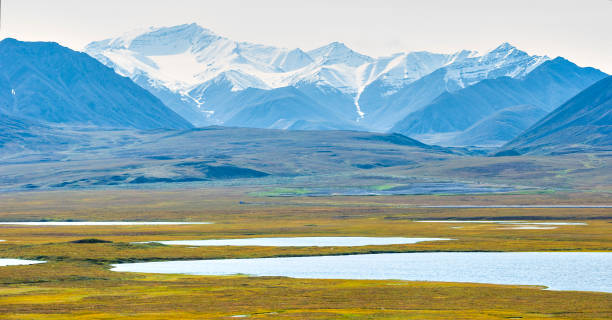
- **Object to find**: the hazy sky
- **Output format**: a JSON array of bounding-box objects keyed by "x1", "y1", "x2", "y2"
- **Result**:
[{"x1": 1, "y1": 0, "x2": 611, "y2": 73}]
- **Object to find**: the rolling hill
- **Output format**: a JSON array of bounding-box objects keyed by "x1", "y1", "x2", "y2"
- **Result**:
[{"x1": 0, "y1": 125, "x2": 457, "y2": 191}]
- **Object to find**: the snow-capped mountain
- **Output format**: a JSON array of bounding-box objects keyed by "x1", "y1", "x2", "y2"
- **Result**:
[
  {"x1": 85, "y1": 23, "x2": 551, "y2": 130},
  {"x1": 391, "y1": 57, "x2": 608, "y2": 145},
  {"x1": 442, "y1": 42, "x2": 550, "y2": 89},
  {"x1": 356, "y1": 43, "x2": 554, "y2": 131}
]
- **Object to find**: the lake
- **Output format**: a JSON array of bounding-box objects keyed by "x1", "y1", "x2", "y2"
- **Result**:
[
  {"x1": 417, "y1": 221, "x2": 586, "y2": 225},
  {"x1": 112, "y1": 252, "x2": 612, "y2": 293},
  {"x1": 140, "y1": 237, "x2": 452, "y2": 247}
]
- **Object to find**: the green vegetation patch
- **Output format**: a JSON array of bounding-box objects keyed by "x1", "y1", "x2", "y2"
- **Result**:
[
  {"x1": 250, "y1": 188, "x2": 312, "y2": 197},
  {"x1": 369, "y1": 184, "x2": 402, "y2": 191}
]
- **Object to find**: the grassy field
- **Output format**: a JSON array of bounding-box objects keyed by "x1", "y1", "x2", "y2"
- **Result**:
[{"x1": 0, "y1": 189, "x2": 610, "y2": 319}]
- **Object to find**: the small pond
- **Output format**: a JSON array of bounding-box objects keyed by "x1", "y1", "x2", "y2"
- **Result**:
[
  {"x1": 417, "y1": 221, "x2": 586, "y2": 225},
  {"x1": 0, "y1": 222, "x2": 211, "y2": 226},
  {"x1": 0, "y1": 259, "x2": 46, "y2": 267}
]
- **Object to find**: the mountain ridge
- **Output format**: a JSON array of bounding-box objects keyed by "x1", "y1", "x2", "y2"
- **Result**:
[
  {"x1": 0, "y1": 38, "x2": 193, "y2": 130},
  {"x1": 390, "y1": 58, "x2": 608, "y2": 140},
  {"x1": 500, "y1": 76, "x2": 612, "y2": 155}
]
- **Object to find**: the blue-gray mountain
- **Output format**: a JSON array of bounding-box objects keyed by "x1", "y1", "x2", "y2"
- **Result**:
[
  {"x1": 358, "y1": 68, "x2": 453, "y2": 131},
  {"x1": 449, "y1": 105, "x2": 548, "y2": 147},
  {"x1": 391, "y1": 58, "x2": 607, "y2": 143},
  {"x1": 187, "y1": 80, "x2": 360, "y2": 130},
  {"x1": 500, "y1": 76, "x2": 612, "y2": 155},
  {"x1": 0, "y1": 39, "x2": 192, "y2": 130}
]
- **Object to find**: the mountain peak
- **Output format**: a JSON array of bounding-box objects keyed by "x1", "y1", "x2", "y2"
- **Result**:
[
  {"x1": 550, "y1": 56, "x2": 571, "y2": 64},
  {"x1": 163, "y1": 23, "x2": 204, "y2": 35},
  {"x1": 1, "y1": 38, "x2": 60, "y2": 48},
  {"x1": 312, "y1": 41, "x2": 353, "y2": 55},
  {"x1": 526, "y1": 56, "x2": 606, "y2": 79},
  {"x1": 329, "y1": 41, "x2": 349, "y2": 49},
  {"x1": 530, "y1": 56, "x2": 579, "y2": 72},
  {"x1": 85, "y1": 23, "x2": 219, "y2": 54},
  {"x1": 0, "y1": 38, "x2": 72, "y2": 58},
  {"x1": 308, "y1": 41, "x2": 372, "y2": 67},
  {"x1": 493, "y1": 42, "x2": 517, "y2": 52},
  {"x1": 0, "y1": 38, "x2": 19, "y2": 45}
]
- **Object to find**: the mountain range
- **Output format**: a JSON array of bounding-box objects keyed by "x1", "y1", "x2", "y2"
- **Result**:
[
  {"x1": 1, "y1": 32, "x2": 611, "y2": 190},
  {"x1": 0, "y1": 23, "x2": 610, "y2": 155},
  {"x1": 86, "y1": 23, "x2": 600, "y2": 145},
  {"x1": 391, "y1": 57, "x2": 607, "y2": 145}
]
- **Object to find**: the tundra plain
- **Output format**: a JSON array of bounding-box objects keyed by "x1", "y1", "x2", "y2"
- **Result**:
[{"x1": 0, "y1": 189, "x2": 610, "y2": 319}]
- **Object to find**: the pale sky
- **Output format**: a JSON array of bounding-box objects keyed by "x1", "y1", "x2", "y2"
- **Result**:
[{"x1": 1, "y1": 0, "x2": 611, "y2": 73}]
